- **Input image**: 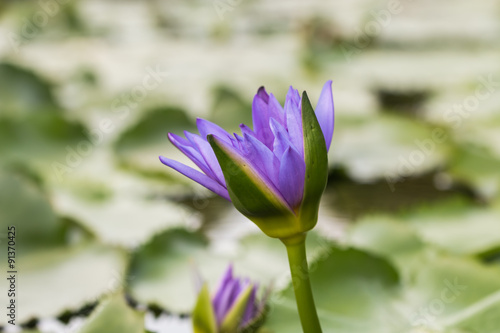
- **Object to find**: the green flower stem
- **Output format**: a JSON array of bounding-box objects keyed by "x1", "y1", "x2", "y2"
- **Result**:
[{"x1": 282, "y1": 233, "x2": 323, "y2": 333}]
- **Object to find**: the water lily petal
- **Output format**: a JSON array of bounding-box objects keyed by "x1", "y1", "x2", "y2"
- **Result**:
[
  {"x1": 279, "y1": 147, "x2": 306, "y2": 208},
  {"x1": 239, "y1": 124, "x2": 256, "y2": 138},
  {"x1": 269, "y1": 118, "x2": 293, "y2": 160},
  {"x1": 267, "y1": 93, "x2": 285, "y2": 125},
  {"x1": 242, "y1": 133, "x2": 280, "y2": 188},
  {"x1": 241, "y1": 285, "x2": 257, "y2": 326},
  {"x1": 284, "y1": 96, "x2": 304, "y2": 157},
  {"x1": 208, "y1": 135, "x2": 294, "y2": 216},
  {"x1": 252, "y1": 90, "x2": 274, "y2": 148},
  {"x1": 285, "y1": 86, "x2": 300, "y2": 108},
  {"x1": 215, "y1": 279, "x2": 238, "y2": 325},
  {"x1": 168, "y1": 133, "x2": 215, "y2": 179},
  {"x1": 197, "y1": 118, "x2": 233, "y2": 144},
  {"x1": 256, "y1": 86, "x2": 269, "y2": 103},
  {"x1": 185, "y1": 132, "x2": 226, "y2": 186},
  {"x1": 159, "y1": 156, "x2": 230, "y2": 200},
  {"x1": 212, "y1": 265, "x2": 234, "y2": 324},
  {"x1": 315, "y1": 80, "x2": 334, "y2": 151}
]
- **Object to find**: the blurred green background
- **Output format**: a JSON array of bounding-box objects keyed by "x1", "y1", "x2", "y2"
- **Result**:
[{"x1": 0, "y1": 0, "x2": 500, "y2": 332}]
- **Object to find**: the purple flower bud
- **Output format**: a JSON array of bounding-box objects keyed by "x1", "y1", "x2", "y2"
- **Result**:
[
  {"x1": 159, "y1": 81, "x2": 334, "y2": 207},
  {"x1": 160, "y1": 81, "x2": 334, "y2": 239},
  {"x1": 212, "y1": 265, "x2": 260, "y2": 329},
  {"x1": 192, "y1": 265, "x2": 263, "y2": 333}
]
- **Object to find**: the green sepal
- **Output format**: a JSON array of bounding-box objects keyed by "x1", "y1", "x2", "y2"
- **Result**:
[
  {"x1": 220, "y1": 284, "x2": 254, "y2": 333},
  {"x1": 208, "y1": 135, "x2": 299, "y2": 238},
  {"x1": 192, "y1": 284, "x2": 217, "y2": 333},
  {"x1": 298, "y1": 91, "x2": 328, "y2": 232}
]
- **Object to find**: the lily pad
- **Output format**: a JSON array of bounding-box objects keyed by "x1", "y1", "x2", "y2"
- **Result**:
[
  {"x1": 209, "y1": 85, "x2": 252, "y2": 131},
  {"x1": 0, "y1": 170, "x2": 65, "y2": 254},
  {"x1": 330, "y1": 114, "x2": 451, "y2": 183},
  {"x1": 404, "y1": 198, "x2": 500, "y2": 256},
  {"x1": 404, "y1": 254, "x2": 500, "y2": 332},
  {"x1": 0, "y1": 111, "x2": 89, "y2": 179},
  {"x1": 114, "y1": 106, "x2": 196, "y2": 177},
  {"x1": 51, "y1": 188, "x2": 200, "y2": 248},
  {"x1": 262, "y1": 246, "x2": 402, "y2": 333},
  {"x1": 77, "y1": 294, "x2": 145, "y2": 333},
  {"x1": 0, "y1": 243, "x2": 127, "y2": 325},
  {"x1": 262, "y1": 244, "x2": 500, "y2": 333},
  {"x1": 128, "y1": 228, "x2": 327, "y2": 313},
  {"x1": 0, "y1": 63, "x2": 58, "y2": 118},
  {"x1": 448, "y1": 143, "x2": 500, "y2": 200}
]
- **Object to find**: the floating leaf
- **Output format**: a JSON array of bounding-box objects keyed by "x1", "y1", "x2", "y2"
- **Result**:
[
  {"x1": 77, "y1": 294, "x2": 145, "y2": 333},
  {"x1": 404, "y1": 198, "x2": 500, "y2": 256},
  {"x1": 128, "y1": 229, "x2": 327, "y2": 313},
  {"x1": 0, "y1": 243, "x2": 127, "y2": 325},
  {"x1": 330, "y1": 114, "x2": 450, "y2": 183},
  {"x1": 263, "y1": 246, "x2": 401, "y2": 333},
  {"x1": 52, "y1": 188, "x2": 199, "y2": 248},
  {"x1": 0, "y1": 63, "x2": 57, "y2": 118},
  {"x1": 115, "y1": 106, "x2": 196, "y2": 177},
  {"x1": 0, "y1": 170, "x2": 65, "y2": 254}
]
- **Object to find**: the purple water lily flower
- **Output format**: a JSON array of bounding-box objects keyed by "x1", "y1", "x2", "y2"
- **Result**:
[
  {"x1": 160, "y1": 81, "x2": 334, "y2": 211},
  {"x1": 212, "y1": 265, "x2": 261, "y2": 330}
]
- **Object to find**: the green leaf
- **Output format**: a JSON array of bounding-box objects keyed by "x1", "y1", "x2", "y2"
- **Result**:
[
  {"x1": 347, "y1": 214, "x2": 426, "y2": 279},
  {"x1": 348, "y1": 198, "x2": 500, "y2": 259},
  {"x1": 220, "y1": 284, "x2": 253, "y2": 333},
  {"x1": 0, "y1": 63, "x2": 58, "y2": 118},
  {"x1": 405, "y1": 198, "x2": 500, "y2": 256},
  {"x1": 0, "y1": 170, "x2": 65, "y2": 254},
  {"x1": 77, "y1": 294, "x2": 145, "y2": 333},
  {"x1": 208, "y1": 135, "x2": 297, "y2": 239},
  {"x1": 115, "y1": 107, "x2": 196, "y2": 177},
  {"x1": 263, "y1": 242, "x2": 500, "y2": 333},
  {"x1": 52, "y1": 187, "x2": 199, "y2": 248},
  {"x1": 330, "y1": 114, "x2": 451, "y2": 183},
  {"x1": 448, "y1": 143, "x2": 500, "y2": 200},
  {"x1": 298, "y1": 91, "x2": 328, "y2": 232},
  {"x1": 192, "y1": 284, "x2": 217, "y2": 333},
  {"x1": 0, "y1": 112, "x2": 89, "y2": 179},
  {"x1": 263, "y1": 246, "x2": 401, "y2": 333},
  {"x1": 209, "y1": 85, "x2": 252, "y2": 131},
  {"x1": 0, "y1": 243, "x2": 127, "y2": 325},
  {"x1": 128, "y1": 228, "x2": 326, "y2": 313},
  {"x1": 128, "y1": 229, "x2": 215, "y2": 313},
  {"x1": 406, "y1": 254, "x2": 500, "y2": 332}
]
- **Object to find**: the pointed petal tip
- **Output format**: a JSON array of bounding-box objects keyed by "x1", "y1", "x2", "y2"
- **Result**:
[
  {"x1": 159, "y1": 155, "x2": 170, "y2": 165},
  {"x1": 315, "y1": 80, "x2": 335, "y2": 151},
  {"x1": 256, "y1": 86, "x2": 269, "y2": 103}
]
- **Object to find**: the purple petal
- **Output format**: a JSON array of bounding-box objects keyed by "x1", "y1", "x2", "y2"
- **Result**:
[
  {"x1": 315, "y1": 80, "x2": 334, "y2": 151},
  {"x1": 239, "y1": 124, "x2": 256, "y2": 138},
  {"x1": 168, "y1": 133, "x2": 216, "y2": 179},
  {"x1": 284, "y1": 86, "x2": 300, "y2": 108},
  {"x1": 242, "y1": 133, "x2": 280, "y2": 188},
  {"x1": 184, "y1": 132, "x2": 226, "y2": 186},
  {"x1": 267, "y1": 93, "x2": 285, "y2": 125},
  {"x1": 256, "y1": 86, "x2": 269, "y2": 103},
  {"x1": 197, "y1": 118, "x2": 233, "y2": 144},
  {"x1": 159, "y1": 156, "x2": 230, "y2": 201},
  {"x1": 214, "y1": 279, "x2": 240, "y2": 325},
  {"x1": 269, "y1": 118, "x2": 293, "y2": 160},
  {"x1": 241, "y1": 285, "x2": 257, "y2": 326},
  {"x1": 284, "y1": 96, "x2": 304, "y2": 157},
  {"x1": 252, "y1": 90, "x2": 274, "y2": 148},
  {"x1": 211, "y1": 135, "x2": 292, "y2": 211},
  {"x1": 212, "y1": 265, "x2": 234, "y2": 323},
  {"x1": 279, "y1": 147, "x2": 306, "y2": 208}
]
